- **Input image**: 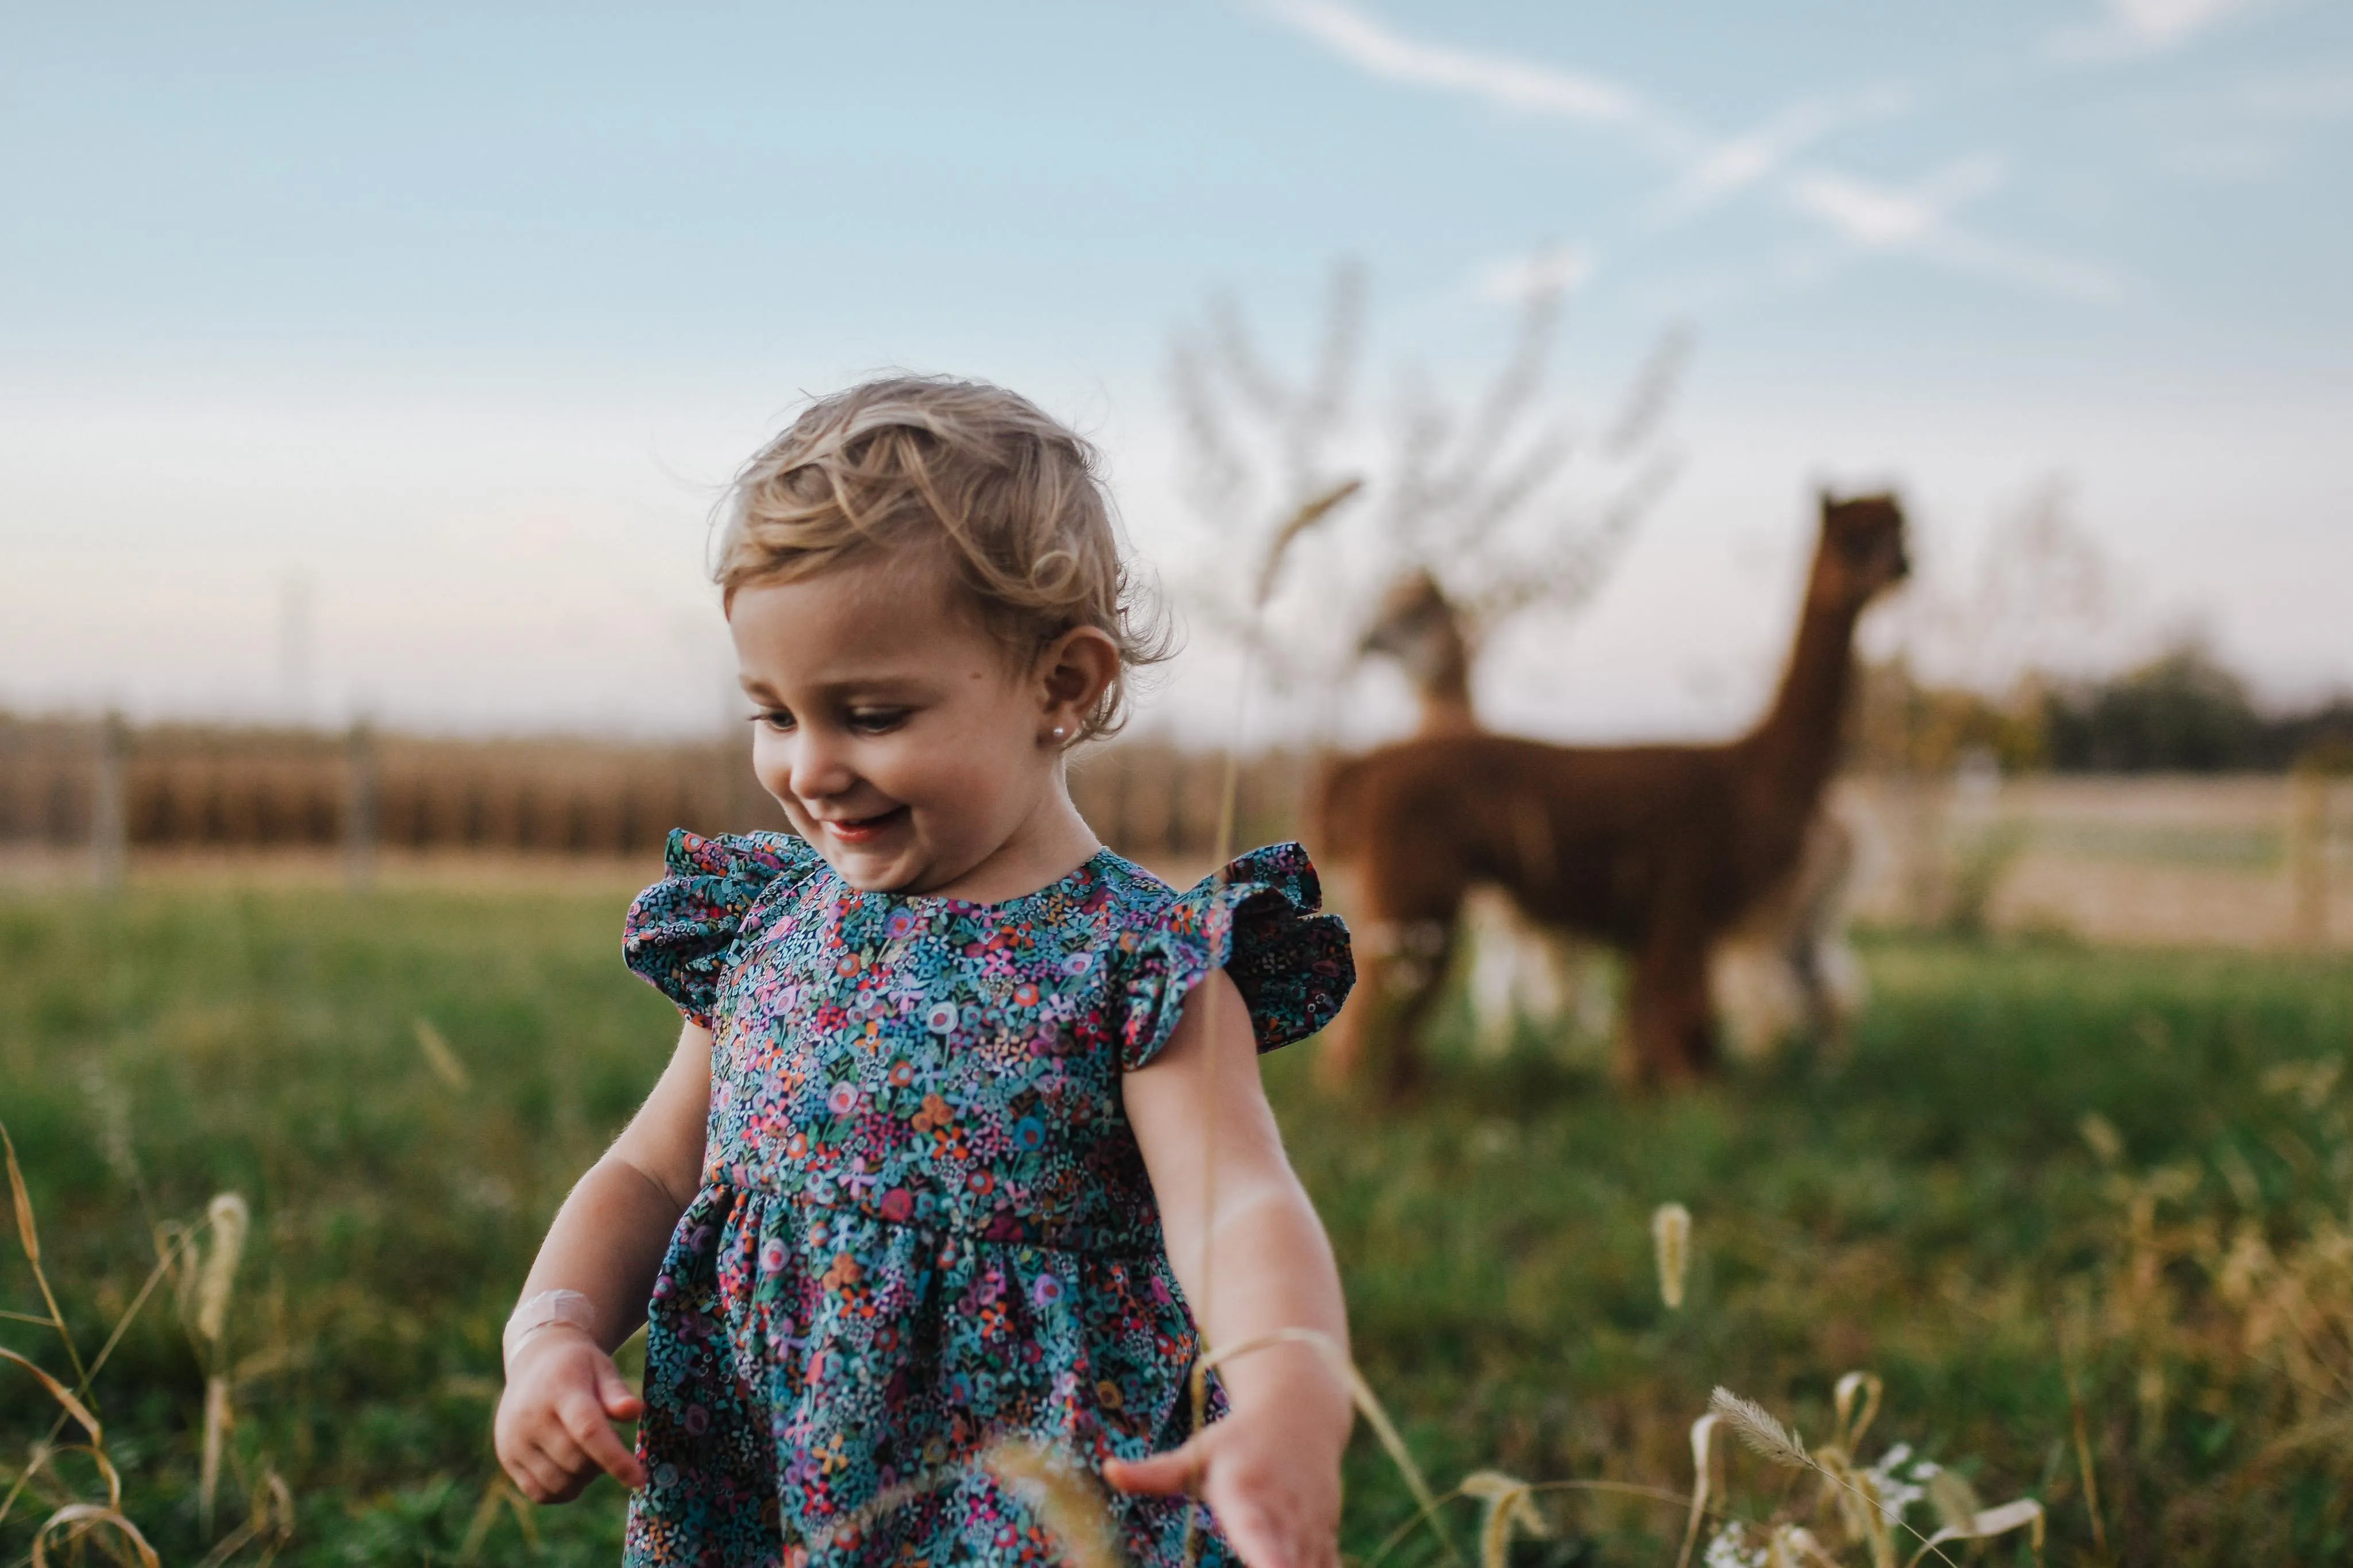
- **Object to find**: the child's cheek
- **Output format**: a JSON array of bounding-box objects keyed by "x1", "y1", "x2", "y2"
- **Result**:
[{"x1": 750, "y1": 729, "x2": 793, "y2": 799}]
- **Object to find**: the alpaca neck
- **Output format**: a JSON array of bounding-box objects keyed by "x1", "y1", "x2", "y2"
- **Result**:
[
  {"x1": 1742, "y1": 582, "x2": 1864, "y2": 809},
  {"x1": 1411, "y1": 632, "x2": 1481, "y2": 736},
  {"x1": 1417, "y1": 687, "x2": 1480, "y2": 736}
]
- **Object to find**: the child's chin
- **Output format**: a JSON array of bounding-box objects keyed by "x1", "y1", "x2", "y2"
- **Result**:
[{"x1": 820, "y1": 845, "x2": 921, "y2": 893}]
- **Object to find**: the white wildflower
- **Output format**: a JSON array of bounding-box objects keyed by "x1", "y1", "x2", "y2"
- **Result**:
[{"x1": 1702, "y1": 1522, "x2": 1769, "y2": 1568}]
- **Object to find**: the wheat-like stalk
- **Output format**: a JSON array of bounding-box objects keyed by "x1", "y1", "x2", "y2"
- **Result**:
[
  {"x1": 1708, "y1": 1388, "x2": 1810, "y2": 1470},
  {"x1": 1653, "y1": 1202, "x2": 1692, "y2": 1310},
  {"x1": 982, "y1": 1438, "x2": 1126, "y2": 1568},
  {"x1": 30, "y1": 1502, "x2": 161, "y2": 1568},
  {"x1": 1902, "y1": 1499, "x2": 2045, "y2": 1568},
  {"x1": 192, "y1": 1192, "x2": 249, "y2": 1539},
  {"x1": 1676, "y1": 1412, "x2": 1718, "y2": 1568},
  {"x1": 192, "y1": 1470, "x2": 296, "y2": 1568},
  {"x1": 0, "y1": 1348, "x2": 102, "y2": 1445},
  {"x1": 195, "y1": 1194, "x2": 249, "y2": 1347},
  {"x1": 458, "y1": 1474, "x2": 540, "y2": 1564},
  {"x1": 1459, "y1": 1471, "x2": 1548, "y2": 1568},
  {"x1": 198, "y1": 1374, "x2": 234, "y2": 1538},
  {"x1": 414, "y1": 1018, "x2": 471, "y2": 1090},
  {"x1": 1830, "y1": 1371, "x2": 1881, "y2": 1453},
  {"x1": 3, "y1": 1122, "x2": 91, "y2": 1394}
]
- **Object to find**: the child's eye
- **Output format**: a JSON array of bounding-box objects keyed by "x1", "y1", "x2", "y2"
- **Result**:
[
  {"x1": 847, "y1": 708, "x2": 910, "y2": 735},
  {"x1": 751, "y1": 709, "x2": 796, "y2": 733}
]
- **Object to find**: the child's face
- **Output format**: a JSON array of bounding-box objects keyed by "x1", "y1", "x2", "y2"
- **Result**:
[{"x1": 730, "y1": 555, "x2": 1076, "y2": 896}]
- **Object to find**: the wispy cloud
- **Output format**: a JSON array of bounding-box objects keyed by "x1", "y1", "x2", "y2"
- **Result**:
[
  {"x1": 1652, "y1": 87, "x2": 1912, "y2": 219},
  {"x1": 1785, "y1": 156, "x2": 2005, "y2": 250},
  {"x1": 2051, "y1": 0, "x2": 2263, "y2": 59},
  {"x1": 1263, "y1": 0, "x2": 1691, "y2": 152},
  {"x1": 1266, "y1": 0, "x2": 2126, "y2": 307},
  {"x1": 1785, "y1": 158, "x2": 2127, "y2": 301}
]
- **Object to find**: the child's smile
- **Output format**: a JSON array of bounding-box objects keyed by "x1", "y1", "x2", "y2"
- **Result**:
[
  {"x1": 728, "y1": 553, "x2": 1105, "y2": 902},
  {"x1": 815, "y1": 805, "x2": 909, "y2": 845}
]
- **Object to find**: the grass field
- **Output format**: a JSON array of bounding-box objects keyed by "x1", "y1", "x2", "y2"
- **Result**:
[{"x1": 3, "y1": 876, "x2": 2351, "y2": 1565}]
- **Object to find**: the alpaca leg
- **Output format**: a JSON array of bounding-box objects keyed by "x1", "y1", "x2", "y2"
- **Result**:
[
  {"x1": 1374, "y1": 918, "x2": 1455, "y2": 1103},
  {"x1": 1316, "y1": 959, "x2": 1375, "y2": 1091},
  {"x1": 1628, "y1": 926, "x2": 1718, "y2": 1086},
  {"x1": 1317, "y1": 913, "x2": 1451, "y2": 1101}
]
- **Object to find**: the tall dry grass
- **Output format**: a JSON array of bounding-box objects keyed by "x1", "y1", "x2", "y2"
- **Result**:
[{"x1": 1, "y1": 1123, "x2": 289, "y2": 1566}]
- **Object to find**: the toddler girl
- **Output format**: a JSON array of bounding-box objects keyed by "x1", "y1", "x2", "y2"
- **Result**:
[{"x1": 493, "y1": 377, "x2": 1358, "y2": 1568}]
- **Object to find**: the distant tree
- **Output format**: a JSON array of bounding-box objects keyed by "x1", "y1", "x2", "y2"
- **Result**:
[
  {"x1": 2261, "y1": 698, "x2": 2353, "y2": 772},
  {"x1": 2044, "y1": 641, "x2": 2264, "y2": 771},
  {"x1": 1164, "y1": 260, "x2": 1687, "y2": 732},
  {"x1": 1849, "y1": 656, "x2": 2047, "y2": 775}
]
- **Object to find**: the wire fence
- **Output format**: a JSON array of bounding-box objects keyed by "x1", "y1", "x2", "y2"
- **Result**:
[
  {"x1": 0, "y1": 714, "x2": 1316, "y2": 876},
  {"x1": 7, "y1": 713, "x2": 2344, "y2": 948}
]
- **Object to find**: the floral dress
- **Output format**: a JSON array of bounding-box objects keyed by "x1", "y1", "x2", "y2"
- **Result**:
[{"x1": 618, "y1": 830, "x2": 1353, "y2": 1568}]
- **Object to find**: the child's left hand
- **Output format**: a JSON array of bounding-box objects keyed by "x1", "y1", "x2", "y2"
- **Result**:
[{"x1": 1104, "y1": 1373, "x2": 1347, "y2": 1568}]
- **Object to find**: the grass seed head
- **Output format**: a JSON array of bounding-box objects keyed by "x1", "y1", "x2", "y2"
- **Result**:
[
  {"x1": 414, "y1": 1018, "x2": 470, "y2": 1090},
  {"x1": 1461, "y1": 1471, "x2": 1549, "y2": 1568},
  {"x1": 79, "y1": 1066, "x2": 141, "y2": 1188},
  {"x1": 196, "y1": 1193, "x2": 250, "y2": 1346},
  {"x1": 981, "y1": 1438, "x2": 1125, "y2": 1568},
  {"x1": 1653, "y1": 1203, "x2": 1692, "y2": 1310},
  {"x1": 5, "y1": 1121, "x2": 41, "y2": 1267},
  {"x1": 1708, "y1": 1388, "x2": 1810, "y2": 1470}
]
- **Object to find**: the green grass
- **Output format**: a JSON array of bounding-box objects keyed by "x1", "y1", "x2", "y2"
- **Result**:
[{"x1": 2, "y1": 879, "x2": 2350, "y2": 1565}]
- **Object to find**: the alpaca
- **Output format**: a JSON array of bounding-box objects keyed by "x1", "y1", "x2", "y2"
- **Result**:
[
  {"x1": 1349, "y1": 559, "x2": 1870, "y2": 1068},
  {"x1": 1316, "y1": 492, "x2": 1909, "y2": 1094}
]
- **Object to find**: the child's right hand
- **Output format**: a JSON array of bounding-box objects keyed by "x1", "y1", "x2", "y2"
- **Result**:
[{"x1": 493, "y1": 1328, "x2": 649, "y2": 1502}]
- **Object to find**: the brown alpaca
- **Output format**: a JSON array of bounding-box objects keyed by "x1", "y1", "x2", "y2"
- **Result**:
[
  {"x1": 1351, "y1": 560, "x2": 1870, "y2": 1067},
  {"x1": 1316, "y1": 492, "x2": 1910, "y2": 1094}
]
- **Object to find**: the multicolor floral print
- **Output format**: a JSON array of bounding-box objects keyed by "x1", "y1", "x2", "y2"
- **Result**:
[{"x1": 618, "y1": 830, "x2": 1353, "y2": 1568}]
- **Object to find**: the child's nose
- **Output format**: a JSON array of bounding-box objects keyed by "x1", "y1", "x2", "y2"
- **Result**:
[{"x1": 787, "y1": 731, "x2": 858, "y2": 802}]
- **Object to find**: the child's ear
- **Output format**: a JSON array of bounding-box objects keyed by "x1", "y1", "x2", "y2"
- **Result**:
[{"x1": 1037, "y1": 626, "x2": 1120, "y2": 727}]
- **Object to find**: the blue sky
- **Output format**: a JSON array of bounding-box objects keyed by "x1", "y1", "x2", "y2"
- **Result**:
[{"x1": 4, "y1": 0, "x2": 2347, "y2": 740}]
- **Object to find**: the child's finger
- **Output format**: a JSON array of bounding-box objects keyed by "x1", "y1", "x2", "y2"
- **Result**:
[
  {"x1": 1101, "y1": 1441, "x2": 1203, "y2": 1497},
  {"x1": 514, "y1": 1440, "x2": 583, "y2": 1504},
  {"x1": 596, "y1": 1360, "x2": 647, "y2": 1422},
  {"x1": 557, "y1": 1390, "x2": 646, "y2": 1489}
]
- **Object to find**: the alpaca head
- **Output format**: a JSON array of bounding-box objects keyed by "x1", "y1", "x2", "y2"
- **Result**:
[
  {"x1": 1812, "y1": 491, "x2": 1911, "y2": 609},
  {"x1": 1359, "y1": 567, "x2": 1469, "y2": 683}
]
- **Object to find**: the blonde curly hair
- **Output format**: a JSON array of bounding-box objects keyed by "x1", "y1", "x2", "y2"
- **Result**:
[{"x1": 714, "y1": 376, "x2": 1170, "y2": 742}]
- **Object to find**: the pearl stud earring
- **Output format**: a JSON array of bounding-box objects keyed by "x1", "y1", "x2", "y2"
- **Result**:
[{"x1": 1050, "y1": 725, "x2": 1068, "y2": 741}]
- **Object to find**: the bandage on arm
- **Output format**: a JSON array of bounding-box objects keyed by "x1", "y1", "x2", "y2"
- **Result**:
[{"x1": 502, "y1": 1288, "x2": 597, "y2": 1372}]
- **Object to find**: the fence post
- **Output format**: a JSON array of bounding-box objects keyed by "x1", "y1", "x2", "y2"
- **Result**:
[
  {"x1": 344, "y1": 720, "x2": 379, "y2": 893},
  {"x1": 91, "y1": 711, "x2": 128, "y2": 891}
]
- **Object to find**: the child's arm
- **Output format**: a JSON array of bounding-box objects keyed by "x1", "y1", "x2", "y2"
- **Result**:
[
  {"x1": 1109, "y1": 970, "x2": 1352, "y2": 1568},
  {"x1": 493, "y1": 1019, "x2": 712, "y2": 1503}
]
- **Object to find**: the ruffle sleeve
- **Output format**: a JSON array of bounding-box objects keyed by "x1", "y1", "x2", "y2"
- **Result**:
[
  {"x1": 1118, "y1": 841, "x2": 1354, "y2": 1071},
  {"x1": 623, "y1": 829, "x2": 823, "y2": 1028}
]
